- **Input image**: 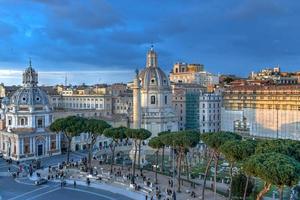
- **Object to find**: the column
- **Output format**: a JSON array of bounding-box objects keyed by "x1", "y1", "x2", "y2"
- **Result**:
[
  {"x1": 48, "y1": 136, "x2": 51, "y2": 151},
  {"x1": 59, "y1": 133, "x2": 61, "y2": 150},
  {"x1": 56, "y1": 134, "x2": 59, "y2": 150},
  {"x1": 15, "y1": 139, "x2": 19, "y2": 159},
  {"x1": 21, "y1": 138, "x2": 24, "y2": 155},
  {"x1": 30, "y1": 137, "x2": 33, "y2": 154},
  {"x1": 45, "y1": 136, "x2": 48, "y2": 155},
  {"x1": 32, "y1": 137, "x2": 36, "y2": 154}
]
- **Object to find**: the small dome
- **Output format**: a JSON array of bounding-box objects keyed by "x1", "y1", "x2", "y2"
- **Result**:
[
  {"x1": 10, "y1": 87, "x2": 50, "y2": 107},
  {"x1": 139, "y1": 66, "x2": 170, "y2": 90}
]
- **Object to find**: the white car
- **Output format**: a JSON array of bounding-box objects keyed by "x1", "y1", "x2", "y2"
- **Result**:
[{"x1": 35, "y1": 178, "x2": 48, "y2": 185}]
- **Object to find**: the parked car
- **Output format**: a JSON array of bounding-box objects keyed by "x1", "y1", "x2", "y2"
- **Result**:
[{"x1": 35, "y1": 178, "x2": 48, "y2": 185}]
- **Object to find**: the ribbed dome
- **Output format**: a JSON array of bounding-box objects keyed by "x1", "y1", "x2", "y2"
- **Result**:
[
  {"x1": 9, "y1": 64, "x2": 50, "y2": 110},
  {"x1": 10, "y1": 87, "x2": 50, "y2": 107},
  {"x1": 139, "y1": 67, "x2": 170, "y2": 90},
  {"x1": 138, "y1": 46, "x2": 170, "y2": 90}
]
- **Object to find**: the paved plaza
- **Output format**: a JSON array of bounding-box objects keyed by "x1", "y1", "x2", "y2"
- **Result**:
[{"x1": 0, "y1": 152, "x2": 227, "y2": 200}]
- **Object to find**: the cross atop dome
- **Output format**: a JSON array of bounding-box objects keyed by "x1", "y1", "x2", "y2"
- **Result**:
[{"x1": 146, "y1": 45, "x2": 158, "y2": 68}]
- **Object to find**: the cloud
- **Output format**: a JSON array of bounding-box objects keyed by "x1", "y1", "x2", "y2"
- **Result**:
[
  {"x1": 0, "y1": 69, "x2": 135, "y2": 86},
  {"x1": 0, "y1": 0, "x2": 300, "y2": 85}
]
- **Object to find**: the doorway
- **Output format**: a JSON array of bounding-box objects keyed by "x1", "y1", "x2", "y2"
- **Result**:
[{"x1": 37, "y1": 144, "x2": 43, "y2": 156}]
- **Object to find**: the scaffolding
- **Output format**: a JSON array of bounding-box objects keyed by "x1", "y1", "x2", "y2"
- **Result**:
[{"x1": 186, "y1": 92, "x2": 199, "y2": 130}]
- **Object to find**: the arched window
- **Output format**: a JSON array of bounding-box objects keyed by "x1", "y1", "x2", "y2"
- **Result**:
[
  {"x1": 21, "y1": 118, "x2": 25, "y2": 125},
  {"x1": 151, "y1": 96, "x2": 155, "y2": 104}
]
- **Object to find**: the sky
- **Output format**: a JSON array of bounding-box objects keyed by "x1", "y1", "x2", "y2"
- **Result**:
[{"x1": 0, "y1": 0, "x2": 300, "y2": 85}]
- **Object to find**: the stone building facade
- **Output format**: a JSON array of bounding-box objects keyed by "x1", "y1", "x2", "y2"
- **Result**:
[
  {"x1": 132, "y1": 47, "x2": 178, "y2": 136},
  {"x1": 0, "y1": 64, "x2": 61, "y2": 161},
  {"x1": 221, "y1": 84, "x2": 300, "y2": 140}
]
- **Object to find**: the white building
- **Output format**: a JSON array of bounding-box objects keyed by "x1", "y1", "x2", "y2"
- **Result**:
[
  {"x1": 0, "y1": 64, "x2": 61, "y2": 161},
  {"x1": 199, "y1": 93, "x2": 221, "y2": 133},
  {"x1": 170, "y1": 62, "x2": 219, "y2": 87},
  {"x1": 132, "y1": 47, "x2": 178, "y2": 136}
]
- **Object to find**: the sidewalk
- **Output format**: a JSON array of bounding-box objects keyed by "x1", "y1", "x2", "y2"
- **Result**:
[{"x1": 30, "y1": 160, "x2": 227, "y2": 200}]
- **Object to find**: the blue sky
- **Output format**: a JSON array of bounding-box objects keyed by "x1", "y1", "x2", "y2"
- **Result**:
[{"x1": 0, "y1": 0, "x2": 299, "y2": 85}]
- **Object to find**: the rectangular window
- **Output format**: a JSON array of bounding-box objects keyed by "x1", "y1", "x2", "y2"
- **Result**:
[
  {"x1": 165, "y1": 96, "x2": 167, "y2": 104},
  {"x1": 151, "y1": 96, "x2": 156, "y2": 104}
]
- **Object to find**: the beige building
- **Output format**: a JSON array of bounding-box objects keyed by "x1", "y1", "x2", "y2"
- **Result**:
[
  {"x1": 221, "y1": 84, "x2": 300, "y2": 140},
  {"x1": 170, "y1": 62, "x2": 219, "y2": 87}
]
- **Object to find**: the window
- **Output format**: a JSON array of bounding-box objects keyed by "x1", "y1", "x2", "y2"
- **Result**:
[
  {"x1": 37, "y1": 118, "x2": 44, "y2": 128},
  {"x1": 165, "y1": 96, "x2": 167, "y2": 104},
  {"x1": 25, "y1": 145, "x2": 29, "y2": 154},
  {"x1": 51, "y1": 142, "x2": 56, "y2": 149},
  {"x1": 151, "y1": 96, "x2": 155, "y2": 104},
  {"x1": 49, "y1": 115, "x2": 53, "y2": 124}
]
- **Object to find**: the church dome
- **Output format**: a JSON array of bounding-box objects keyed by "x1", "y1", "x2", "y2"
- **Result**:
[
  {"x1": 10, "y1": 87, "x2": 50, "y2": 107},
  {"x1": 139, "y1": 67, "x2": 170, "y2": 90},
  {"x1": 138, "y1": 47, "x2": 170, "y2": 90},
  {"x1": 9, "y1": 62, "x2": 50, "y2": 109}
]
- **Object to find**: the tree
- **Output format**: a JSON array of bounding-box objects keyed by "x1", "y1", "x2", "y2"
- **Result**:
[
  {"x1": 84, "y1": 118, "x2": 111, "y2": 173},
  {"x1": 231, "y1": 173, "x2": 254, "y2": 199},
  {"x1": 49, "y1": 116, "x2": 85, "y2": 163},
  {"x1": 220, "y1": 139, "x2": 257, "y2": 199},
  {"x1": 125, "y1": 128, "x2": 151, "y2": 184},
  {"x1": 103, "y1": 127, "x2": 127, "y2": 173},
  {"x1": 255, "y1": 139, "x2": 300, "y2": 162},
  {"x1": 243, "y1": 152, "x2": 300, "y2": 200},
  {"x1": 163, "y1": 130, "x2": 200, "y2": 192},
  {"x1": 200, "y1": 132, "x2": 242, "y2": 200},
  {"x1": 157, "y1": 131, "x2": 170, "y2": 173},
  {"x1": 148, "y1": 136, "x2": 164, "y2": 184},
  {"x1": 137, "y1": 129, "x2": 152, "y2": 172}
]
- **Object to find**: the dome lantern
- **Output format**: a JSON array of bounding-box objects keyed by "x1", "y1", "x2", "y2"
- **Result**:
[
  {"x1": 146, "y1": 45, "x2": 158, "y2": 68},
  {"x1": 22, "y1": 59, "x2": 38, "y2": 87}
]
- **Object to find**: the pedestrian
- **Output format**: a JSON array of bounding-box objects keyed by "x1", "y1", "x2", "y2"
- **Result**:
[
  {"x1": 145, "y1": 194, "x2": 148, "y2": 200},
  {"x1": 60, "y1": 181, "x2": 63, "y2": 188},
  {"x1": 74, "y1": 180, "x2": 76, "y2": 188}
]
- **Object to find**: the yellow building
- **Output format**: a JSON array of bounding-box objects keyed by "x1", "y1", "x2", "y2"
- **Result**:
[{"x1": 221, "y1": 84, "x2": 300, "y2": 140}]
